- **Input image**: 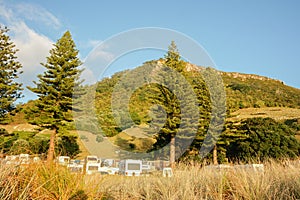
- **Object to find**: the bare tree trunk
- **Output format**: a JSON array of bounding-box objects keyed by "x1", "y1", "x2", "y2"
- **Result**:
[
  {"x1": 213, "y1": 144, "x2": 218, "y2": 165},
  {"x1": 47, "y1": 129, "x2": 56, "y2": 163},
  {"x1": 170, "y1": 137, "x2": 175, "y2": 168}
]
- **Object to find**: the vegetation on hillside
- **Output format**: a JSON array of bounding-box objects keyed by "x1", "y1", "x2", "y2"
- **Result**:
[
  {"x1": 87, "y1": 44, "x2": 300, "y2": 163},
  {"x1": 227, "y1": 117, "x2": 300, "y2": 162},
  {"x1": 223, "y1": 72, "x2": 300, "y2": 112}
]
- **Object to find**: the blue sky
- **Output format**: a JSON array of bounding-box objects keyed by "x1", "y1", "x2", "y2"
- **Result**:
[{"x1": 0, "y1": 0, "x2": 300, "y2": 102}]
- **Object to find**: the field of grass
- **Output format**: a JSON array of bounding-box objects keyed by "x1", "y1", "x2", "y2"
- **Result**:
[
  {"x1": 229, "y1": 107, "x2": 300, "y2": 121},
  {"x1": 0, "y1": 160, "x2": 299, "y2": 200}
]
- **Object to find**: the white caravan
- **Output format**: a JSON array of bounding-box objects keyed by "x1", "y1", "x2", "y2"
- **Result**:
[
  {"x1": 85, "y1": 155, "x2": 99, "y2": 164},
  {"x1": 84, "y1": 155, "x2": 101, "y2": 175},
  {"x1": 56, "y1": 156, "x2": 70, "y2": 166},
  {"x1": 67, "y1": 160, "x2": 84, "y2": 173},
  {"x1": 119, "y1": 159, "x2": 142, "y2": 176},
  {"x1": 86, "y1": 162, "x2": 101, "y2": 175}
]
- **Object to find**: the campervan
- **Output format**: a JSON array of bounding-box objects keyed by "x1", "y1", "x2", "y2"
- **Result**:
[
  {"x1": 86, "y1": 162, "x2": 101, "y2": 175},
  {"x1": 85, "y1": 155, "x2": 99, "y2": 164},
  {"x1": 119, "y1": 159, "x2": 142, "y2": 176},
  {"x1": 56, "y1": 156, "x2": 70, "y2": 166},
  {"x1": 68, "y1": 162, "x2": 84, "y2": 173}
]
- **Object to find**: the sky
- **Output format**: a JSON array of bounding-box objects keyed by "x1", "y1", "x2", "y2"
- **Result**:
[{"x1": 0, "y1": 0, "x2": 300, "y2": 103}]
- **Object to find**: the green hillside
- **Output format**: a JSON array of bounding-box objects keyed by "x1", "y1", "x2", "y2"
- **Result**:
[
  {"x1": 222, "y1": 72, "x2": 300, "y2": 112},
  {"x1": 92, "y1": 60, "x2": 300, "y2": 137}
]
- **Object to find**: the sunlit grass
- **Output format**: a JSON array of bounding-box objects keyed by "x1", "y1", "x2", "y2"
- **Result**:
[{"x1": 0, "y1": 160, "x2": 299, "y2": 199}]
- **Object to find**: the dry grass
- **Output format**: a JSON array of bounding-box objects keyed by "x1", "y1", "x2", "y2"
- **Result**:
[
  {"x1": 97, "y1": 161, "x2": 300, "y2": 200},
  {"x1": 229, "y1": 107, "x2": 300, "y2": 121},
  {"x1": 1, "y1": 160, "x2": 299, "y2": 200}
]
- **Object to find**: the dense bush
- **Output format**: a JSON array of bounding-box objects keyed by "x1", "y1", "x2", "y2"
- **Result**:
[
  {"x1": 0, "y1": 131, "x2": 80, "y2": 157},
  {"x1": 56, "y1": 135, "x2": 80, "y2": 158},
  {"x1": 227, "y1": 118, "x2": 300, "y2": 162},
  {"x1": 0, "y1": 128, "x2": 8, "y2": 135}
]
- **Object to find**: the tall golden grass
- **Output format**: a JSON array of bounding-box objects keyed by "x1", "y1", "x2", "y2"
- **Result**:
[{"x1": 0, "y1": 160, "x2": 299, "y2": 200}]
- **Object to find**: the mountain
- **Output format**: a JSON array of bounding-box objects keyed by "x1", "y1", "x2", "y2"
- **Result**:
[{"x1": 183, "y1": 62, "x2": 300, "y2": 112}]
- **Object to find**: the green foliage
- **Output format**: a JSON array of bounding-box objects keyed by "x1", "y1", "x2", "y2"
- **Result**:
[
  {"x1": 26, "y1": 31, "x2": 83, "y2": 160},
  {"x1": 227, "y1": 118, "x2": 300, "y2": 162},
  {"x1": 0, "y1": 26, "x2": 23, "y2": 122},
  {"x1": 29, "y1": 135, "x2": 49, "y2": 155},
  {"x1": 228, "y1": 83, "x2": 250, "y2": 94},
  {"x1": 0, "y1": 130, "x2": 80, "y2": 157},
  {"x1": 146, "y1": 42, "x2": 204, "y2": 161},
  {"x1": 223, "y1": 74, "x2": 300, "y2": 112},
  {"x1": 56, "y1": 135, "x2": 80, "y2": 158},
  {"x1": 0, "y1": 128, "x2": 8, "y2": 136},
  {"x1": 95, "y1": 71, "x2": 127, "y2": 137},
  {"x1": 0, "y1": 131, "x2": 40, "y2": 154},
  {"x1": 9, "y1": 139, "x2": 31, "y2": 154},
  {"x1": 27, "y1": 31, "x2": 83, "y2": 132}
]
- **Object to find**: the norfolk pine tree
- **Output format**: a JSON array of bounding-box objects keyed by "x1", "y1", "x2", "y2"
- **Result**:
[
  {"x1": 0, "y1": 26, "x2": 23, "y2": 123},
  {"x1": 199, "y1": 67, "x2": 226, "y2": 165},
  {"x1": 27, "y1": 31, "x2": 83, "y2": 162},
  {"x1": 149, "y1": 41, "x2": 199, "y2": 166}
]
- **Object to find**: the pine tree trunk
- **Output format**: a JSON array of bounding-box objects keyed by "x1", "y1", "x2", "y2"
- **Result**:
[
  {"x1": 47, "y1": 129, "x2": 56, "y2": 163},
  {"x1": 213, "y1": 144, "x2": 218, "y2": 165},
  {"x1": 170, "y1": 137, "x2": 175, "y2": 168}
]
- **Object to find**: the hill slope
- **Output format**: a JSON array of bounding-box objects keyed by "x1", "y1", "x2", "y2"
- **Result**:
[{"x1": 93, "y1": 60, "x2": 300, "y2": 135}]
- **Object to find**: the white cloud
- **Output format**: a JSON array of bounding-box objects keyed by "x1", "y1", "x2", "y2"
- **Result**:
[
  {"x1": 14, "y1": 3, "x2": 61, "y2": 29},
  {"x1": 82, "y1": 44, "x2": 116, "y2": 83},
  {"x1": 11, "y1": 21, "x2": 53, "y2": 73},
  {"x1": 88, "y1": 47, "x2": 115, "y2": 62},
  {"x1": 84, "y1": 39, "x2": 103, "y2": 49},
  {"x1": 80, "y1": 66, "x2": 97, "y2": 85}
]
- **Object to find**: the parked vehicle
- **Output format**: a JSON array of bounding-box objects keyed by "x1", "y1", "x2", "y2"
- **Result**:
[
  {"x1": 119, "y1": 159, "x2": 142, "y2": 176},
  {"x1": 102, "y1": 158, "x2": 115, "y2": 167},
  {"x1": 67, "y1": 163, "x2": 84, "y2": 173},
  {"x1": 4, "y1": 155, "x2": 20, "y2": 165},
  {"x1": 85, "y1": 155, "x2": 99, "y2": 164},
  {"x1": 86, "y1": 162, "x2": 101, "y2": 175},
  {"x1": 19, "y1": 154, "x2": 30, "y2": 164},
  {"x1": 98, "y1": 166, "x2": 119, "y2": 175},
  {"x1": 56, "y1": 156, "x2": 70, "y2": 166}
]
